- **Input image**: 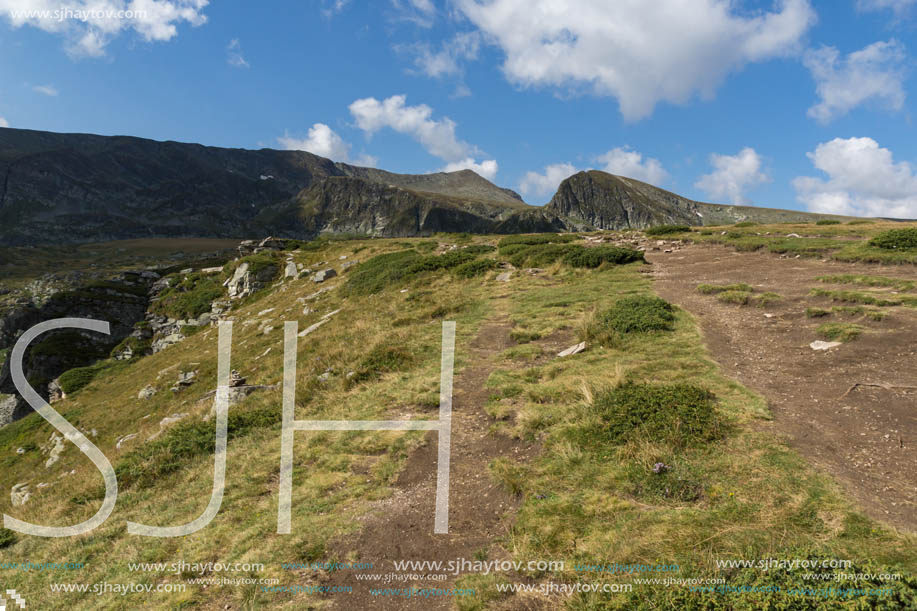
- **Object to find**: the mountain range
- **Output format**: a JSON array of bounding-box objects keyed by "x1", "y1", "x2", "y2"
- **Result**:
[{"x1": 0, "y1": 127, "x2": 846, "y2": 245}]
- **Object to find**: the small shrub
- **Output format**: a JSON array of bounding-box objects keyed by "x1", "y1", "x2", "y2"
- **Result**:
[
  {"x1": 585, "y1": 296, "x2": 675, "y2": 345},
  {"x1": 733, "y1": 221, "x2": 758, "y2": 227},
  {"x1": 406, "y1": 250, "x2": 477, "y2": 274},
  {"x1": 454, "y1": 259, "x2": 498, "y2": 278},
  {"x1": 0, "y1": 527, "x2": 17, "y2": 549},
  {"x1": 621, "y1": 461, "x2": 705, "y2": 503},
  {"x1": 817, "y1": 323, "x2": 866, "y2": 343},
  {"x1": 593, "y1": 382, "x2": 720, "y2": 448},
  {"x1": 716, "y1": 290, "x2": 751, "y2": 305},
  {"x1": 753, "y1": 292, "x2": 781, "y2": 308},
  {"x1": 349, "y1": 343, "x2": 417, "y2": 384},
  {"x1": 847, "y1": 219, "x2": 874, "y2": 225},
  {"x1": 815, "y1": 219, "x2": 841, "y2": 225},
  {"x1": 153, "y1": 272, "x2": 224, "y2": 319},
  {"x1": 58, "y1": 366, "x2": 100, "y2": 394},
  {"x1": 806, "y1": 307, "x2": 831, "y2": 318},
  {"x1": 869, "y1": 228, "x2": 917, "y2": 250},
  {"x1": 562, "y1": 246, "x2": 644, "y2": 268},
  {"x1": 645, "y1": 224, "x2": 692, "y2": 236}
]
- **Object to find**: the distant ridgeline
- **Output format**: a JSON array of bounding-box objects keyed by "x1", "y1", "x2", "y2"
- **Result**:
[{"x1": 0, "y1": 127, "x2": 850, "y2": 246}]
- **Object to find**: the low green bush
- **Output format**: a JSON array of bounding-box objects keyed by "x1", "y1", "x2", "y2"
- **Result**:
[
  {"x1": 345, "y1": 250, "x2": 423, "y2": 295},
  {"x1": 562, "y1": 246, "x2": 644, "y2": 268},
  {"x1": 697, "y1": 283, "x2": 753, "y2": 295},
  {"x1": 497, "y1": 234, "x2": 576, "y2": 248},
  {"x1": 869, "y1": 228, "x2": 917, "y2": 250},
  {"x1": 733, "y1": 221, "x2": 758, "y2": 227},
  {"x1": 815, "y1": 219, "x2": 841, "y2": 225},
  {"x1": 817, "y1": 323, "x2": 866, "y2": 342},
  {"x1": 594, "y1": 382, "x2": 720, "y2": 448},
  {"x1": 153, "y1": 272, "x2": 225, "y2": 319},
  {"x1": 0, "y1": 527, "x2": 17, "y2": 549},
  {"x1": 58, "y1": 365, "x2": 101, "y2": 394},
  {"x1": 645, "y1": 224, "x2": 692, "y2": 236},
  {"x1": 584, "y1": 296, "x2": 676, "y2": 346},
  {"x1": 454, "y1": 259, "x2": 498, "y2": 278},
  {"x1": 461, "y1": 244, "x2": 497, "y2": 255}
]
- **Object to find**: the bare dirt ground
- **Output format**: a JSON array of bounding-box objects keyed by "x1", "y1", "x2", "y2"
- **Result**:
[
  {"x1": 647, "y1": 244, "x2": 917, "y2": 532},
  {"x1": 323, "y1": 299, "x2": 543, "y2": 610}
]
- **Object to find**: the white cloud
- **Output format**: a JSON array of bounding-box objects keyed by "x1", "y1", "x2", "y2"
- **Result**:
[
  {"x1": 0, "y1": 0, "x2": 208, "y2": 57},
  {"x1": 390, "y1": 0, "x2": 436, "y2": 26},
  {"x1": 353, "y1": 153, "x2": 379, "y2": 168},
  {"x1": 440, "y1": 157, "x2": 498, "y2": 181},
  {"x1": 804, "y1": 40, "x2": 906, "y2": 124},
  {"x1": 321, "y1": 0, "x2": 350, "y2": 18},
  {"x1": 857, "y1": 0, "x2": 916, "y2": 15},
  {"x1": 407, "y1": 31, "x2": 480, "y2": 79},
  {"x1": 695, "y1": 148, "x2": 770, "y2": 205},
  {"x1": 227, "y1": 38, "x2": 249, "y2": 68},
  {"x1": 32, "y1": 84, "x2": 58, "y2": 96},
  {"x1": 0, "y1": 117, "x2": 8, "y2": 127},
  {"x1": 455, "y1": 0, "x2": 814, "y2": 120},
  {"x1": 597, "y1": 147, "x2": 667, "y2": 185},
  {"x1": 349, "y1": 94, "x2": 495, "y2": 176},
  {"x1": 278, "y1": 123, "x2": 351, "y2": 161},
  {"x1": 793, "y1": 137, "x2": 917, "y2": 218},
  {"x1": 517, "y1": 163, "x2": 579, "y2": 199}
]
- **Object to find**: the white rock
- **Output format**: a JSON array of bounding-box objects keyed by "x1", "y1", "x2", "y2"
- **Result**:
[
  {"x1": 496, "y1": 271, "x2": 513, "y2": 282},
  {"x1": 138, "y1": 385, "x2": 157, "y2": 400},
  {"x1": 810, "y1": 340, "x2": 842, "y2": 351},
  {"x1": 557, "y1": 342, "x2": 587, "y2": 357},
  {"x1": 116, "y1": 433, "x2": 139, "y2": 449},
  {"x1": 44, "y1": 433, "x2": 65, "y2": 468},
  {"x1": 11, "y1": 483, "x2": 30, "y2": 506},
  {"x1": 159, "y1": 413, "x2": 188, "y2": 429}
]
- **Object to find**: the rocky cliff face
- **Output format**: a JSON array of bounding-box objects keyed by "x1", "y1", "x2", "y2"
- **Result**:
[
  {"x1": 544, "y1": 171, "x2": 704, "y2": 230},
  {"x1": 0, "y1": 128, "x2": 533, "y2": 245}
]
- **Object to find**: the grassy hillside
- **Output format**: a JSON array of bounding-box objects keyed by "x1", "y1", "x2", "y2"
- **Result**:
[{"x1": 0, "y1": 234, "x2": 913, "y2": 609}]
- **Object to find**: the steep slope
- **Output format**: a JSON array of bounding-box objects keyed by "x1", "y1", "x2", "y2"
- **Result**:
[
  {"x1": 0, "y1": 128, "x2": 530, "y2": 245},
  {"x1": 545, "y1": 170, "x2": 851, "y2": 228}
]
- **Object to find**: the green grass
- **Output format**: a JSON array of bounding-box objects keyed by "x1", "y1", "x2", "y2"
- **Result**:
[
  {"x1": 0, "y1": 527, "x2": 17, "y2": 549},
  {"x1": 809, "y1": 288, "x2": 915, "y2": 307},
  {"x1": 582, "y1": 295, "x2": 675, "y2": 346},
  {"x1": 697, "y1": 283, "x2": 753, "y2": 294},
  {"x1": 815, "y1": 219, "x2": 842, "y2": 225},
  {"x1": 806, "y1": 307, "x2": 831, "y2": 318},
  {"x1": 454, "y1": 259, "x2": 498, "y2": 278},
  {"x1": 644, "y1": 224, "x2": 692, "y2": 236},
  {"x1": 816, "y1": 274, "x2": 915, "y2": 291},
  {"x1": 152, "y1": 272, "x2": 224, "y2": 319},
  {"x1": 817, "y1": 323, "x2": 866, "y2": 343},
  {"x1": 753, "y1": 292, "x2": 782, "y2": 308}
]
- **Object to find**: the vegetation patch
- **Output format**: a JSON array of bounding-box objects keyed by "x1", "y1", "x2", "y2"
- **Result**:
[
  {"x1": 869, "y1": 228, "x2": 917, "y2": 250},
  {"x1": 562, "y1": 246, "x2": 644, "y2": 268},
  {"x1": 645, "y1": 224, "x2": 692, "y2": 236},
  {"x1": 497, "y1": 233, "x2": 576, "y2": 248},
  {"x1": 717, "y1": 290, "x2": 751, "y2": 305},
  {"x1": 152, "y1": 272, "x2": 224, "y2": 319},
  {"x1": 353, "y1": 342, "x2": 417, "y2": 383},
  {"x1": 454, "y1": 259, "x2": 498, "y2": 279},
  {"x1": 697, "y1": 283, "x2": 753, "y2": 295},
  {"x1": 0, "y1": 527, "x2": 17, "y2": 549},
  {"x1": 815, "y1": 219, "x2": 841, "y2": 225},
  {"x1": 733, "y1": 221, "x2": 758, "y2": 227},
  {"x1": 345, "y1": 250, "x2": 423, "y2": 295},
  {"x1": 806, "y1": 307, "x2": 831, "y2": 318},
  {"x1": 817, "y1": 274, "x2": 914, "y2": 291},
  {"x1": 809, "y1": 288, "x2": 905, "y2": 307},
  {"x1": 592, "y1": 382, "x2": 721, "y2": 448},
  {"x1": 583, "y1": 296, "x2": 675, "y2": 346},
  {"x1": 753, "y1": 292, "x2": 781, "y2": 308},
  {"x1": 817, "y1": 323, "x2": 866, "y2": 343}
]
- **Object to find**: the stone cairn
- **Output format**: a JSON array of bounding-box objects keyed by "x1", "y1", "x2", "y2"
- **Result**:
[{"x1": 229, "y1": 370, "x2": 246, "y2": 388}]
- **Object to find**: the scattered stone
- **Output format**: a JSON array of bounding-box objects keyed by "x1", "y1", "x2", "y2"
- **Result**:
[
  {"x1": 116, "y1": 434, "x2": 139, "y2": 449},
  {"x1": 138, "y1": 385, "x2": 157, "y2": 400},
  {"x1": 285, "y1": 260, "x2": 298, "y2": 279},
  {"x1": 810, "y1": 340, "x2": 842, "y2": 351},
  {"x1": 652, "y1": 462, "x2": 670, "y2": 474},
  {"x1": 16, "y1": 447, "x2": 26, "y2": 455},
  {"x1": 298, "y1": 319, "x2": 329, "y2": 337},
  {"x1": 263, "y1": 325, "x2": 275, "y2": 335},
  {"x1": 557, "y1": 342, "x2": 587, "y2": 357},
  {"x1": 258, "y1": 307, "x2": 275, "y2": 316},
  {"x1": 312, "y1": 269, "x2": 338, "y2": 283},
  {"x1": 317, "y1": 372, "x2": 331, "y2": 383},
  {"x1": 159, "y1": 413, "x2": 188, "y2": 429},
  {"x1": 764, "y1": 313, "x2": 775, "y2": 319},
  {"x1": 786, "y1": 233, "x2": 802, "y2": 238},
  {"x1": 229, "y1": 370, "x2": 246, "y2": 387},
  {"x1": 11, "y1": 483, "x2": 30, "y2": 507},
  {"x1": 180, "y1": 268, "x2": 193, "y2": 275},
  {"x1": 322, "y1": 308, "x2": 342, "y2": 320},
  {"x1": 43, "y1": 433, "x2": 65, "y2": 468},
  {"x1": 339, "y1": 255, "x2": 347, "y2": 260},
  {"x1": 171, "y1": 370, "x2": 198, "y2": 392},
  {"x1": 496, "y1": 271, "x2": 513, "y2": 282},
  {"x1": 200, "y1": 266, "x2": 223, "y2": 274}
]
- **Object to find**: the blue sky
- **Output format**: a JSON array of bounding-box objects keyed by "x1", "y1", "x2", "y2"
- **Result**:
[{"x1": 1, "y1": 0, "x2": 916, "y2": 217}]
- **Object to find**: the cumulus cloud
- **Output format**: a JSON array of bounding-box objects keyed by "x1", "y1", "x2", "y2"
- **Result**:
[
  {"x1": 695, "y1": 148, "x2": 770, "y2": 205},
  {"x1": 32, "y1": 84, "x2": 59, "y2": 96},
  {"x1": 517, "y1": 163, "x2": 579, "y2": 200},
  {"x1": 353, "y1": 153, "x2": 379, "y2": 168},
  {"x1": 804, "y1": 40, "x2": 906, "y2": 124},
  {"x1": 441, "y1": 158, "x2": 498, "y2": 180},
  {"x1": 793, "y1": 137, "x2": 917, "y2": 218},
  {"x1": 349, "y1": 94, "x2": 496, "y2": 175},
  {"x1": 0, "y1": 117, "x2": 8, "y2": 127},
  {"x1": 597, "y1": 147, "x2": 667, "y2": 185},
  {"x1": 455, "y1": 0, "x2": 815, "y2": 120},
  {"x1": 0, "y1": 0, "x2": 209, "y2": 57},
  {"x1": 227, "y1": 38, "x2": 249, "y2": 68},
  {"x1": 278, "y1": 123, "x2": 351, "y2": 161}
]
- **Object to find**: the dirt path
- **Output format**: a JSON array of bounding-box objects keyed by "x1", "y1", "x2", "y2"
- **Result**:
[
  {"x1": 647, "y1": 244, "x2": 916, "y2": 532},
  {"x1": 323, "y1": 299, "x2": 540, "y2": 610}
]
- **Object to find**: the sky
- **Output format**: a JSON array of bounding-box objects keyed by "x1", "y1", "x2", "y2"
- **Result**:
[{"x1": 0, "y1": 0, "x2": 916, "y2": 217}]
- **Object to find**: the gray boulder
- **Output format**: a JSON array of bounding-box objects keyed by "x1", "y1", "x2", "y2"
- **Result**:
[{"x1": 312, "y1": 269, "x2": 337, "y2": 283}]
